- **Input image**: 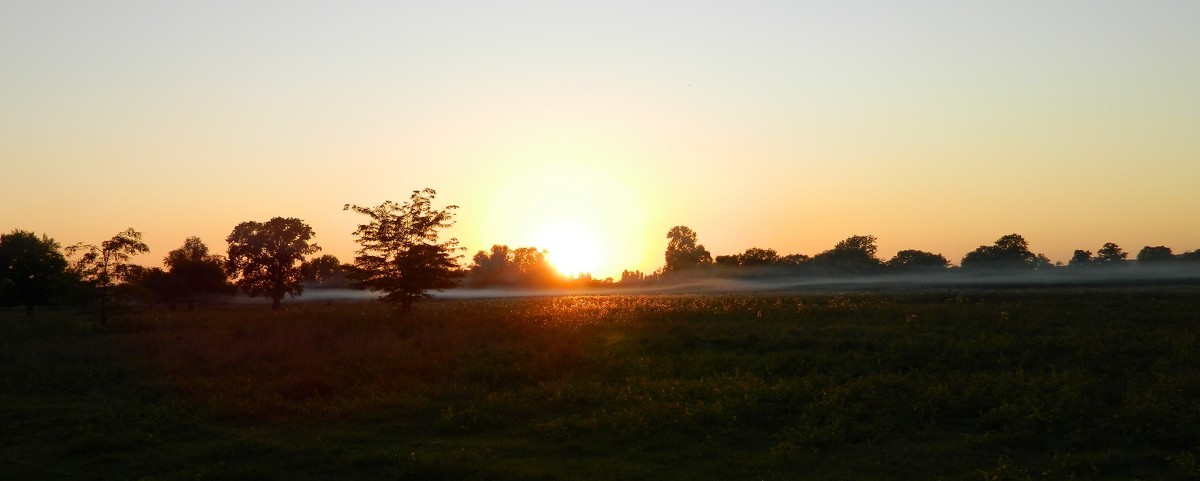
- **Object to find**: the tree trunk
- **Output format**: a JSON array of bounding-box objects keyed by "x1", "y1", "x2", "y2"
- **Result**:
[
  {"x1": 271, "y1": 296, "x2": 281, "y2": 310},
  {"x1": 25, "y1": 303, "x2": 34, "y2": 316},
  {"x1": 100, "y1": 285, "x2": 108, "y2": 326}
]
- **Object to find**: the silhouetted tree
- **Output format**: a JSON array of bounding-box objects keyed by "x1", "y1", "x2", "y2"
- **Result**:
[
  {"x1": 837, "y1": 235, "x2": 879, "y2": 257},
  {"x1": 301, "y1": 254, "x2": 351, "y2": 287},
  {"x1": 713, "y1": 255, "x2": 739, "y2": 267},
  {"x1": 811, "y1": 235, "x2": 882, "y2": 274},
  {"x1": 1136, "y1": 246, "x2": 1174, "y2": 264},
  {"x1": 67, "y1": 228, "x2": 150, "y2": 324},
  {"x1": 1069, "y1": 250, "x2": 1094, "y2": 267},
  {"x1": 1095, "y1": 242, "x2": 1127, "y2": 264},
  {"x1": 465, "y1": 245, "x2": 561, "y2": 287},
  {"x1": 344, "y1": 188, "x2": 463, "y2": 311},
  {"x1": 164, "y1": 237, "x2": 230, "y2": 309},
  {"x1": 737, "y1": 247, "x2": 780, "y2": 266},
  {"x1": 127, "y1": 266, "x2": 185, "y2": 308},
  {"x1": 225, "y1": 218, "x2": 319, "y2": 310},
  {"x1": 0, "y1": 230, "x2": 70, "y2": 315},
  {"x1": 960, "y1": 234, "x2": 1051, "y2": 271},
  {"x1": 780, "y1": 254, "x2": 811, "y2": 266},
  {"x1": 664, "y1": 226, "x2": 712, "y2": 274},
  {"x1": 510, "y1": 247, "x2": 558, "y2": 285},
  {"x1": 712, "y1": 248, "x2": 808, "y2": 277},
  {"x1": 476, "y1": 245, "x2": 510, "y2": 266},
  {"x1": 620, "y1": 269, "x2": 646, "y2": 284},
  {"x1": 886, "y1": 249, "x2": 950, "y2": 273},
  {"x1": 467, "y1": 245, "x2": 514, "y2": 286}
]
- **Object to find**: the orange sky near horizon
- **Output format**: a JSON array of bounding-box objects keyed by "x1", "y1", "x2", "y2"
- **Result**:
[{"x1": 3, "y1": 1, "x2": 1199, "y2": 279}]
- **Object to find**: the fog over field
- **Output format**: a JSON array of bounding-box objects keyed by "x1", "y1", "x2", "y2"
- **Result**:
[{"x1": 290, "y1": 264, "x2": 1200, "y2": 302}]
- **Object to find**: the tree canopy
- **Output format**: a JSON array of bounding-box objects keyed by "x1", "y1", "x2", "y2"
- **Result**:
[
  {"x1": 1069, "y1": 250, "x2": 1094, "y2": 267},
  {"x1": 301, "y1": 254, "x2": 351, "y2": 287},
  {"x1": 664, "y1": 226, "x2": 712, "y2": 274},
  {"x1": 66, "y1": 228, "x2": 150, "y2": 323},
  {"x1": 162, "y1": 237, "x2": 230, "y2": 309},
  {"x1": 344, "y1": 188, "x2": 463, "y2": 311},
  {"x1": 1136, "y1": 246, "x2": 1174, "y2": 264},
  {"x1": 886, "y1": 249, "x2": 950, "y2": 273},
  {"x1": 1095, "y1": 242, "x2": 1128, "y2": 264},
  {"x1": 466, "y1": 245, "x2": 561, "y2": 287},
  {"x1": 961, "y1": 234, "x2": 1052, "y2": 271},
  {"x1": 811, "y1": 235, "x2": 882, "y2": 274},
  {"x1": 734, "y1": 247, "x2": 781, "y2": 267},
  {"x1": 0, "y1": 230, "x2": 69, "y2": 315},
  {"x1": 225, "y1": 218, "x2": 319, "y2": 310}
]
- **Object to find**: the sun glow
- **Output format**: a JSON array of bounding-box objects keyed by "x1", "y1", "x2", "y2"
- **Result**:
[
  {"x1": 478, "y1": 162, "x2": 649, "y2": 279},
  {"x1": 539, "y1": 223, "x2": 602, "y2": 276}
]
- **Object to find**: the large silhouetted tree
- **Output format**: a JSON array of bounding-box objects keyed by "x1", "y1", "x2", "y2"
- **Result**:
[
  {"x1": 620, "y1": 269, "x2": 647, "y2": 284},
  {"x1": 713, "y1": 255, "x2": 738, "y2": 267},
  {"x1": 886, "y1": 249, "x2": 950, "y2": 273},
  {"x1": 780, "y1": 253, "x2": 811, "y2": 267},
  {"x1": 510, "y1": 247, "x2": 558, "y2": 284},
  {"x1": 225, "y1": 218, "x2": 319, "y2": 310},
  {"x1": 1095, "y1": 242, "x2": 1128, "y2": 265},
  {"x1": 467, "y1": 245, "x2": 515, "y2": 286},
  {"x1": 301, "y1": 254, "x2": 351, "y2": 287},
  {"x1": 130, "y1": 266, "x2": 185, "y2": 308},
  {"x1": 664, "y1": 226, "x2": 712, "y2": 274},
  {"x1": 0, "y1": 230, "x2": 69, "y2": 316},
  {"x1": 1069, "y1": 250, "x2": 1094, "y2": 267},
  {"x1": 961, "y1": 234, "x2": 1051, "y2": 271},
  {"x1": 811, "y1": 235, "x2": 882, "y2": 274},
  {"x1": 466, "y1": 245, "x2": 560, "y2": 287},
  {"x1": 344, "y1": 188, "x2": 463, "y2": 311},
  {"x1": 736, "y1": 247, "x2": 781, "y2": 266},
  {"x1": 67, "y1": 228, "x2": 150, "y2": 324},
  {"x1": 164, "y1": 237, "x2": 230, "y2": 309},
  {"x1": 1136, "y1": 246, "x2": 1174, "y2": 264}
]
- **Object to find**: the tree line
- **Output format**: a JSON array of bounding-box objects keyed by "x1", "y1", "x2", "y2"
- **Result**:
[
  {"x1": 623, "y1": 226, "x2": 1200, "y2": 284},
  {"x1": 4, "y1": 190, "x2": 1199, "y2": 316},
  {"x1": 0, "y1": 189, "x2": 462, "y2": 316}
]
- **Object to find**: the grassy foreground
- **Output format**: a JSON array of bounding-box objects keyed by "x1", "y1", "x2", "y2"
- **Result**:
[{"x1": 4, "y1": 288, "x2": 1200, "y2": 480}]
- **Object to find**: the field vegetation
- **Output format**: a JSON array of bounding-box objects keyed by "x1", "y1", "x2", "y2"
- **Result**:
[{"x1": 4, "y1": 288, "x2": 1200, "y2": 480}]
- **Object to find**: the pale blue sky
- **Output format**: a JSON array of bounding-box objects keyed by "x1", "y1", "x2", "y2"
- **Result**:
[{"x1": 3, "y1": 1, "x2": 1198, "y2": 276}]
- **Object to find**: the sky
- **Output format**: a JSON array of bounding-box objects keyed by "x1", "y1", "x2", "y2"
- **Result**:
[{"x1": 2, "y1": 0, "x2": 1198, "y2": 278}]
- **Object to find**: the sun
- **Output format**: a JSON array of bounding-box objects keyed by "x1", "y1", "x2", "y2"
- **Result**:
[
  {"x1": 479, "y1": 162, "x2": 650, "y2": 279},
  {"x1": 538, "y1": 223, "x2": 602, "y2": 276}
]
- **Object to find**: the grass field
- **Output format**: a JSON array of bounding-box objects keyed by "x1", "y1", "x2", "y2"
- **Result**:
[{"x1": 4, "y1": 288, "x2": 1200, "y2": 480}]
